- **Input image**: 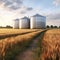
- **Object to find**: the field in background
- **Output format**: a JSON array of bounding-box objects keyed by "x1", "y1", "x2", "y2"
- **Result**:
[
  {"x1": 0, "y1": 29, "x2": 40, "y2": 39},
  {"x1": 0, "y1": 29, "x2": 43, "y2": 60},
  {"x1": 41, "y1": 29, "x2": 60, "y2": 60},
  {"x1": 0, "y1": 29, "x2": 39, "y2": 36}
]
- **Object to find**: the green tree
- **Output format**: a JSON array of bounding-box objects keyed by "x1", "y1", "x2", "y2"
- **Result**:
[
  {"x1": 6, "y1": 25, "x2": 13, "y2": 28},
  {"x1": 50, "y1": 25, "x2": 54, "y2": 28},
  {"x1": 46, "y1": 25, "x2": 50, "y2": 28},
  {"x1": 54, "y1": 26, "x2": 58, "y2": 28}
]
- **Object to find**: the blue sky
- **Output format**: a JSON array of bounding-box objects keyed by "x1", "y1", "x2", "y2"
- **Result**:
[
  {"x1": 0, "y1": 0, "x2": 60, "y2": 26},
  {"x1": 23, "y1": 0, "x2": 53, "y2": 8}
]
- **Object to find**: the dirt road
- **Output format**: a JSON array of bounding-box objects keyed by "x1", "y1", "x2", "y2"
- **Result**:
[{"x1": 15, "y1": 31, "x2": 46, "y2": 60}]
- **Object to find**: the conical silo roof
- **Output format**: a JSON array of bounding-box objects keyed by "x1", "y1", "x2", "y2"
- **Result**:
[
  {"x1": 21, "y1": 16, "x2": 30, "y2": 20},
  {"x1": 32, "y1": 14, "x2": 44, "y2": 17}
]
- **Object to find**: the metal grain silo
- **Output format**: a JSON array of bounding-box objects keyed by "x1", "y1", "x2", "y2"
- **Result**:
[
  {"x1": 30, "y1": 14, "x2": 46, "y2": 29},
  {"x1": 13, "y1": 18, "x2": 19, "y2": 29},
  {"x1": 19, "y1": 17, "x2": 30, "y2": 29}
]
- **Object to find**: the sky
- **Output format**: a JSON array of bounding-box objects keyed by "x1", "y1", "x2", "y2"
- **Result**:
[{"x1": 0, "y1": 0, "x2": 60, "y2": 27}]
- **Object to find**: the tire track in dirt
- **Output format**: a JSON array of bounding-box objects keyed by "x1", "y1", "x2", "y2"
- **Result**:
[{"x1": 15, "y1": 30, "x2": 46, "y2": 60}]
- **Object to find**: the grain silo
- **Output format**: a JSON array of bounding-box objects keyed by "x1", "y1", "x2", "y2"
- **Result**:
[
  {"x1": 19, "y1": 17, "x2": 30, "y2": 29},
  {"x1": 13, "y1": 18, "x2": 19, "y2": 29},
  {"x1": 30, "y1": 14, "x2": 46, "y2": 29}
]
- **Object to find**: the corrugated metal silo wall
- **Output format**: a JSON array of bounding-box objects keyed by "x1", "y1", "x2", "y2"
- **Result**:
[
  {"x1": 30, "y1": 16, "x2": 46, "y2": 29},
  {"x1": 19, "y1": 19, "x2": 30, "y2": 29},
  {"x1": 30, "y1": 17, "x2": 36, "y2": 29},
  {"x1": 36, "y1": 16, "x2": 46, "y2": 28},
  {"x1": 13, "y1": 20, "x2": 19, "y2": 29}
]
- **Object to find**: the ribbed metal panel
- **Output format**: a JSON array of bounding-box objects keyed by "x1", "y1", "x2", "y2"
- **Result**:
[
  {"x1": 30, "y1": 14, "x2": 46, "y2": 29},
  {"x1": 19, "y1": 17, "x2": 30, "y2": 29},
  {"x1": 13, "y1": 19, "x2": 19, "y2": 29}
]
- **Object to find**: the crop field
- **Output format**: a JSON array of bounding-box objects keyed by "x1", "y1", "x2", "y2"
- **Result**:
[
  {"x1": 0, "y1": 29, "x2": 42, "y2": 60},
  {"x1": 1, "y1": 29, "x2": 60, "y2": 60},
  {"x1": 0, "y1": 29, "x2": 40, "y2": 39},
  {"x1": 0, "y1": 29, "x2": 39, "y2": 36},
  {"x1": 41, "y1": 29, "x2": 60, "y2": 60}
]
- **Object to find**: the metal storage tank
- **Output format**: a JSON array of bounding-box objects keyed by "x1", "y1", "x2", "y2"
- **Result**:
[
  {"x1": 13, "y1": 18, "x2": 19, "y2": 29},
  {"x1": 19, "y1": 17, "x2": 30, "y2": 29},
  {"x1": 30, "y1": 14, "x2": 46, "y2": 29}
]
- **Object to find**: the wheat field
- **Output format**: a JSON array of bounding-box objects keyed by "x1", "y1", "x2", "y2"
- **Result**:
[
  {"x1": 41, "y1": 29, "x2": 60, "y2": 60},
  {"x1": 0, "y1": 29, "x2": 42, "y2": 60},
  {"x1": 0, "y1": 29, "x2": 39, "y2": 36}
]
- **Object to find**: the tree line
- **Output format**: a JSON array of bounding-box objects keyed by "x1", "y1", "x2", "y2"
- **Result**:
[
  {"x1": 46, "y1": 25, "x2": 60, "y2": 28},
  {"x1": 0, "y1": 25, "x2": 60, "y2": 29},
  {"x1": 0, "y1": 25, "x2": 13, "y2": 28}
]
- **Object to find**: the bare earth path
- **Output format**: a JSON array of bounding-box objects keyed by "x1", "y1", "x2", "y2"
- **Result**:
[{"x1": 15, "y1": 31, "x2": 45, "y2": 60}]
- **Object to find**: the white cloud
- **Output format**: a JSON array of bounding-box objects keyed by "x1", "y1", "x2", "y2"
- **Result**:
[
  {"x1": 46, "y1": 12, "x2": 60, "y2": 26},
  {"x1": 0, "y1": 4, "x2": 33, "y2": 26},
  {"x1": 47, "y1": 13, "x2": 60, "y2": 20},
  {"x1": 53, "y1": 0, "x2": 60, "y2": 6},
  {"x1": 0, "y1": 0, "x2": 33, "y2": 11},
  {"x1": 0, "y1": 6, "x2": 16, "y2": 26},
  {"x1": 0, "y1": 0, "x2": 23, "y2": 10},
  {"x1": 0, "y1": 0, "x2": 33, "y2": 15}
]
